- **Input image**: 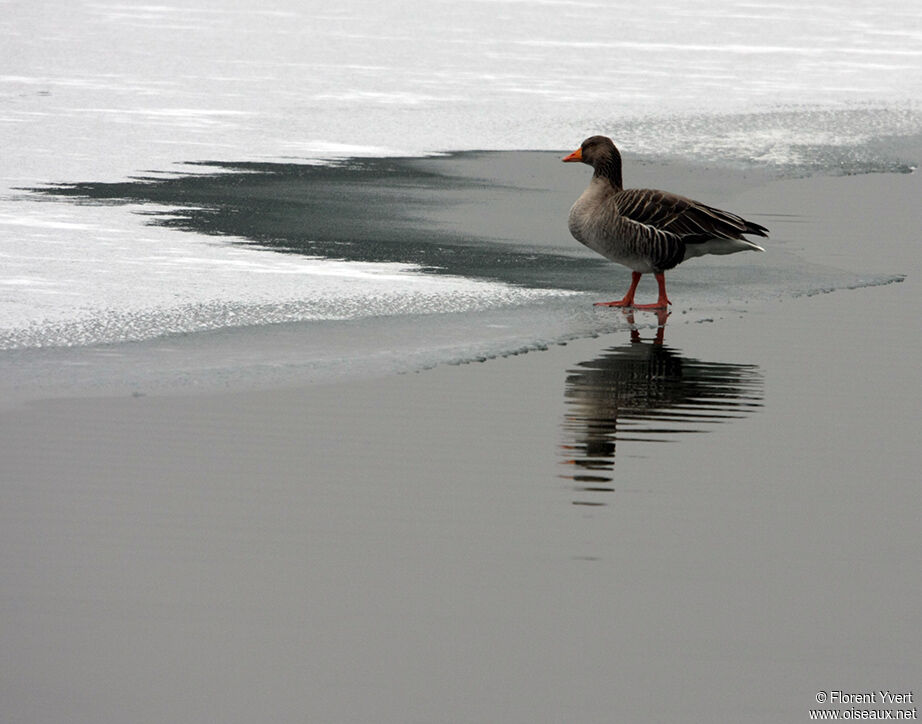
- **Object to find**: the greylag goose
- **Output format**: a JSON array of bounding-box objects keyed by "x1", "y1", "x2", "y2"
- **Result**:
[{"x1": 563, "y1": 136, "x2": 768, "y2": 309}]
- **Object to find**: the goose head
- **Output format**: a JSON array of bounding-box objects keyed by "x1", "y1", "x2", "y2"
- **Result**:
[{"x1": 562, "y1": 135, "x2": 623, "y2": 189}]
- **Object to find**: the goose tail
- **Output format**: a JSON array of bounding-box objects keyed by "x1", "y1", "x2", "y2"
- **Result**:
[{"x1": 683, "y1": 235, "x2": 765, "y2": 259}]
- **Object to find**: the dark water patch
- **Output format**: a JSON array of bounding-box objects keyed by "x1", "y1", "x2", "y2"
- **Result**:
[{"x1": 28, "y1": 156, "x2": 613, "y2": 292}]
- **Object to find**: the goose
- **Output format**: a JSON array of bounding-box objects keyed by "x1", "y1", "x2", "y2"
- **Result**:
[{"x1": 563, "y1": 136, "x2": 768, "y2": 309}]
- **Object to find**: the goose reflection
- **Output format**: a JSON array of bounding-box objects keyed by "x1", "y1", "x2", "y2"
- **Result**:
[{"x1": 562, "y1": 312, "x2": 763, "y2": 503}]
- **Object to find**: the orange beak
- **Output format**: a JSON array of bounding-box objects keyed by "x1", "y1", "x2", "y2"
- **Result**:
[{"x1": 562, "y1": 147, "x2": 583, "y2": 163}]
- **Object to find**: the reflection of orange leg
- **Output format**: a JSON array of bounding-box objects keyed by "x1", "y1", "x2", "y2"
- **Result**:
[
  {"x1": 632, "y1": 273, "x2": 671, "y2": 310},
  {"x1": 652, "y1": 307, "x2": 668, "y2": 345},
  {"x1": 628, "y1": 308, "x2": 670, "y2": 344},
  {"x1": 624, "y1": 310, "x2": 640, "y2": 342},
  {"x1": 595, "y1": 271, "x2": 642, "y2": 307}
]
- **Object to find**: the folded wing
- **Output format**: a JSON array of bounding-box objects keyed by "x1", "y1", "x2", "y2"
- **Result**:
[{"x1": 615, "y1": 188, "x2": 769, "y2": 243}]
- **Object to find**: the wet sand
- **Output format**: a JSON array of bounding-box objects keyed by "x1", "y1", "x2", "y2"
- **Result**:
[{"x1": 1, "y1": 159, "x2": 920, "y2": 723}]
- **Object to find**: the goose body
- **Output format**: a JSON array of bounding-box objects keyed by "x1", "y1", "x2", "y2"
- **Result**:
[{"x1": 563, "y1": 136, "x2": 768, "y2": 308}]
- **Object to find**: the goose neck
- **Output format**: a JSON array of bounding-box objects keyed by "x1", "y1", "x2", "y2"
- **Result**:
[{"x1": 592, "y1": 155, "x2": 623, "y2": 190}]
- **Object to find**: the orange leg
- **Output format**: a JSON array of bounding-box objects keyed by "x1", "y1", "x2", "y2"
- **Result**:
[
  {"x1": 632, "y1": 272, "x2": 671, "y2": 310},
  {"x1": 594, "y1": 272, "x2": 672, "y2": 309},
  {"x1": 594, "y1": 271, "x2": 642, "y2": 307}
]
